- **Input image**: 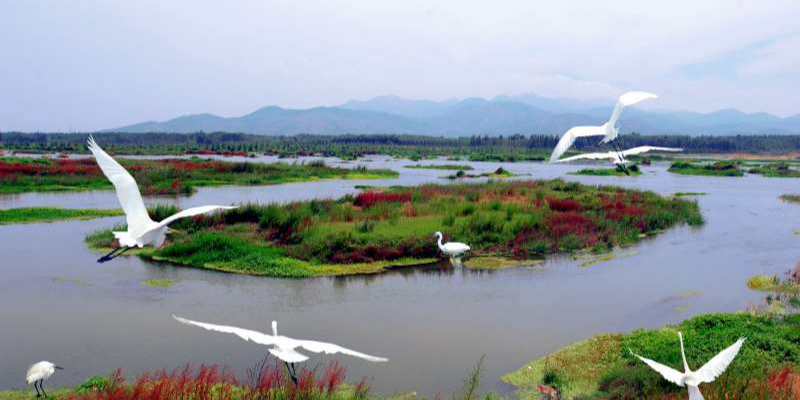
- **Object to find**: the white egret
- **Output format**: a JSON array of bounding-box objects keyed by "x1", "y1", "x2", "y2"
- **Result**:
[
  {"x1": 26, "y1": 361, "x2": 63, "y2": 398},
  {"x1": 554, "y1": 146, "x2": 683, "y2": 168},
  {"x1": 172, "y1": 315, "x2": 388, "y2": 384},
  {"x1": 631, "y1": 332, "x2": 746, "y2": 400},
  {"x1": 434, "y1": 231, "x2": 470, "y2": 262},
  {"x1": 549, "y1": 91, "x2": 658, "y2": 163},
  {"x1": 87, "y1": 136, "x2": 236, "y2": 262}
]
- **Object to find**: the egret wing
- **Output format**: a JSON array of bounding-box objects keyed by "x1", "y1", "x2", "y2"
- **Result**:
[
  {"x1": 694, "y1": 337, "x2": 745, "y2": 383},
  {"x1": 554, "y1": 152, "x2": 614, "y2": 163},
  {"x1": 172, "y1": 315, "x2": 277, "y2": 346},
  {"x1": 630, "y1": 350, "x2": 685, "y2": 386},
  {"x1": 87, "y1": 136, "x2": 152, "y2": 233},
  {"x1": 296, "y1": 339, "x2": 388, "y2": 362},
  {"x1": 621, "y1": 146, "x2": 683, "y2": 156},
  {"x1": 549, "y1": 126, "x2": 605, "y2": 162},
  {"x1": 157, "y1": 206, "x2": 237, "y2": 228},
  {"x1": 607, "y1": 91, "x2": 658, "y2": 128}
]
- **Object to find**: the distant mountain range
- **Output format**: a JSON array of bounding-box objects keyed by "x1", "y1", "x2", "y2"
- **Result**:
[{"x1": 107, "y1": 94, "x2": 800, "y2": 136}]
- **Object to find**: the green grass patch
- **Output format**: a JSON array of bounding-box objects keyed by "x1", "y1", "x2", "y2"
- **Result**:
[
  {"x1": 404, "y1": 164, "x2": 474, "y2": 170},
  {"x1": 674, "y1": 192, "x2": 707, "y2": 197},
  {"x1": 668, "y1": 160, "x2": 744, "y2": 177},
  {"x1": 748, "y1": 163, "x2": 800, "y2": 178},
  {"x1": 747, "y1": 274, "x2": 800, "y2": 294},
  {"x1": 463, "y1": 256, "x2": 539, "y2": 270},
  {"x1": 0, "y1": 207, "x2": 122, "y2": 225},
  {"x1": 504, "y1": 313, "x2": 800, "y2": 399}
]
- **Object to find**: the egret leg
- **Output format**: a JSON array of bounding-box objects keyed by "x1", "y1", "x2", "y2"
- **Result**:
[
  {"x1": 40, "y1": 380, "x2": 47, "y2": 398},
  {"x1": 97, "y1": 246, "x2": 132, "y2": 263},
  {"x1": 33, "y1": 380, "x2": 40, "y2": 398},
  {"x1": 284, "y1": 362, "x2": 298, "y2": 385},
  {"x1": 611, "y1": 141, "x2": 629, "y2": 174}
]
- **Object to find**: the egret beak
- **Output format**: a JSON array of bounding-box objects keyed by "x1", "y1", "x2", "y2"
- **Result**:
[{"x1": 55, "y1": 366, "x2": 64, "y2": 370}]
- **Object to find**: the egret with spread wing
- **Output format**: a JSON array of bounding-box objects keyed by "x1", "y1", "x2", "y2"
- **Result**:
[
  {"x1": 549, "y1": 91, "x2": 658, "y2": 163},
  {"x1": 631, "y1": 332, "x2": 745, "y2": 400},
  {"x1": 87, "y1": 136, "x2": 236, "y2": 262},
  {"x1": 173, "y1": 315, "x2": 388, "y2": 384},
  {"x1": 554, "y1": 146, "x2": 683, "y2": 167}
]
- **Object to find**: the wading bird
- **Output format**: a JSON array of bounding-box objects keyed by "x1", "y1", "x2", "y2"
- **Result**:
[
  {"x1": 434, "y1": 231, "x2": 470, "y2": 263},
  {"x1": 172, "y1": 315, "x2": 388, "y2": 384},
  {"x1": 554, "y1": 146, "x2": 683, "y2": 169},
  {"x1": 26, "y1": 361, "x2": 63, "y2": 398},
  {"x1": 549, "y1": 91, "x2": 658, "y2": 163},
  {"x1": 631, "y1": 332, "x2": 745, "y2": 400},
  {"x1": 87, "y1": 136, "x2": 235, "y2": 263}
]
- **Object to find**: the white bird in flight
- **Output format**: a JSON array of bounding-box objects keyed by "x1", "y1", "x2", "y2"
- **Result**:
[
  {"x1": 554, "y1": 146, "x2": 683, "y2": 167},
  {"x1": 631, "y1": 331, "x2": 745, "y2": 400},
  {"x1": 26, "y1": 361, "x2": 63, "y2": 398},
  {"x1": 434, "y1": 231, "x2": 470, "y2": 262},
  {"x1": 87, "y1": 136, "x2": 236, "y2": 262},
  {"x1": 172, "y1": 315, "x2": 388, "y2": 384},
  {"x1": 549, "y1": 91, "x2": 658, "y2": 163}
]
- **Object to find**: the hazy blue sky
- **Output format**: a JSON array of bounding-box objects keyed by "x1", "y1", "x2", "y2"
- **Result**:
[{"x1": 1, "y1": 0, "x2": 798, "y2": 131}]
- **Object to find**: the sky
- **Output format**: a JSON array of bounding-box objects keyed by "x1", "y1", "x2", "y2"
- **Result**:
[{"x1": 1, "y1": 0, "x2": 799, "y2": 131}]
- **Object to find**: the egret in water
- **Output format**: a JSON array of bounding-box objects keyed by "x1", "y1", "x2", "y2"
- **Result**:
[
  {"x1": 549, "y1": 91, "x2": 658, "y2": 163},
  {"x1": 434, "y1": 231, "x2": 470, "y2": 264},
  {"x1": 87, "y1": 136, "x2": 236, "y2": 263},
  {"x1": 26, "y1": 361, "x2": 63, "y2": 398},
  {"x1": 631, "y1": 332, "x2": 745, "y2": 400},
  {"x1": 172, "y1": 315, "x2": 388, "y2": 384},
  {"x1": 554, "y1": 146, "x2": 683, "y2": 170}
]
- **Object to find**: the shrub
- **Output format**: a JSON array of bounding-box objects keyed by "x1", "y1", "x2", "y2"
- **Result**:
[{"x1": 353, "y1": 191, "x2": 412, "y2": 208}]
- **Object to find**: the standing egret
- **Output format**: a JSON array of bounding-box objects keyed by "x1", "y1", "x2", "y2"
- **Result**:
[
  {"x1": 554, "y1": 146, "x2": 683, "y2": 169},
  {"x1": 87, "y1": 136, "x2": 236, "y2": 262},
  {"x1": 549, "y1": 91, "x2": 658, "y2": 163},
  {"x1": 434, "y1": 231, "x2": 470, "y2": 264},
  {"x1": 631, "y1": 332, "x2": 745, "y2": 400},
  {"x1": 172, "y1": 315, "x2": 388, "y2": 384},
  {"x1": 26, "y1": 361, "x2": 63, "y2": 398}
]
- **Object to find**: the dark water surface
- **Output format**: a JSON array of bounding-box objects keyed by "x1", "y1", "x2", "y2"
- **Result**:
[{"x1": 1, "y1": 156, "x2": 798, "y2": 395}]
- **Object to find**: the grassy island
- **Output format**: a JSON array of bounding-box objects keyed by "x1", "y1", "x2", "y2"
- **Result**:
[
  {"x1": 404, "y1": 164, "x2": 474, "y2": 170},
  {"x1": 749, "y1": 163, "x2": 800, "y2": 178},
  {"x1": 0, "y1": 156, "x2": 397, "y2": 195},
  {"x1": 571, "y1": 167, "x2": 642, "y2": 177},
  {"x1": 0, "y1": 207, "x2": 123, "y2": 225},
  {"x1": 86, "y1": 180, "x2": 702, "y2": 278},
  {"x1": 781, "y1": 194, "x2": 800, "y2": 204},
  {"x1": 503, "y1": 313, "x2": 800, "y2": 400},
  {"x1": 668, "y1": 160, "x2": 744, "y2": 177}
]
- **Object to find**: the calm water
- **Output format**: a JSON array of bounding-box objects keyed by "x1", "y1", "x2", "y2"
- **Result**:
[{"x1": 1, "y1": 156, "x2": 798, "y2": 396}]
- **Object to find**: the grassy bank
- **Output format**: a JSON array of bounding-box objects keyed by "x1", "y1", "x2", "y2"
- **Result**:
[
  {"x1": 503, "y1": 313, "x2": 800, "y2": 400},
  {"x1": 86, "y1": 180, "x2": 702, "y2": 277},
  {"x1": 668, "y1": 160, "x2": 745, "y2": 177},
  {"x1": 0, "y1": 207, "x2": 123, "y2": 225},
  {"x1": 0, "y1": 156, "x2": 397, "y2": 195}
]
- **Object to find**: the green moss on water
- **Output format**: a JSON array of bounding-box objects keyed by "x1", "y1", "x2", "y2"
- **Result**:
[
  {"x1": 142, "y1": 279, "x2": 173, "y2": 288},
  {"x1": 0, "y1": 207, "x2": 123, "y2": 225},
  {"x1": 780, "y1": 194, "x2": 800, "y2": 204},
  {"x1": 571, "y1": 168, "x2": 642, "y2": 177},
  {"x1": 404, "y1": 164, "x2": 474, "y2": 170}
]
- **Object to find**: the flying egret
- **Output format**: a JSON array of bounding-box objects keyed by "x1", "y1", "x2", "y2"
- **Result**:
[
  {"x1": 172, "y1": 315, "x2": 388, "y2": 384},
  {"x1": 87, "y1": 136, "x2": 236, "y2": 262},
  {"x1": 554, "y1": 146, "x2": 683, "y2": 168},
  {"x1": 549, "y1": 91, "x2": 658, "y2": 163},
  {"x1": 26, "y1": 361, "x2": 63, "y2": 398},
  {"x1": 631, "y1": 332, "x2": 745, "y2": 400},
  {"x1": 434, "y1": 231, "x2": 470, "y2": 264}
]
